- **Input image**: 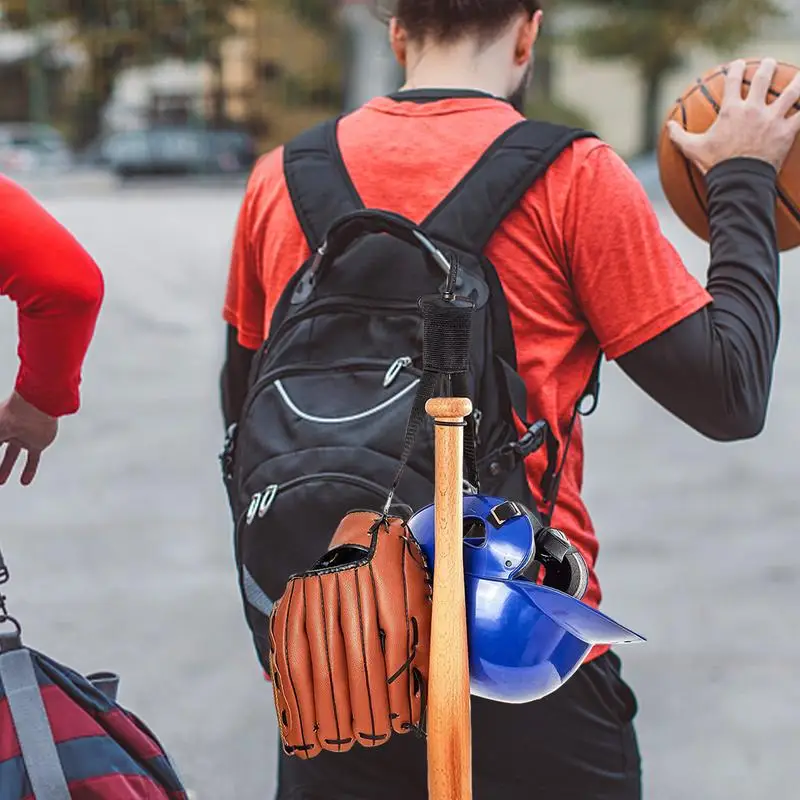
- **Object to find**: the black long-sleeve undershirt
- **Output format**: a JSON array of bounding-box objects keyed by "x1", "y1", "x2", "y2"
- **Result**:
[
  {"x1": 220, "y1": 322, "x2": 254, "y2": 430},
  {"x1": 220, "y1": 158, "x2": 782, "y2": 443},
  {"x1": 617, "y1": 157, "x2": 780, "y2": 441}
]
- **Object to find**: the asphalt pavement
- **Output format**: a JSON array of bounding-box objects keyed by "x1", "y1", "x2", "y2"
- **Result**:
[{"x1": 1, "y1": 172, "x2": 798, "y2": 799}]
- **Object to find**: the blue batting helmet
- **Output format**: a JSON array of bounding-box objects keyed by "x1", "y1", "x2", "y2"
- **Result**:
[{"x1": 406, "y1": 494, "x2": 645, "y2": 704}]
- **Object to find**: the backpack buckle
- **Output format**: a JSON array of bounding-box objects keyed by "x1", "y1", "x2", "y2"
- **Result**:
[
  {"x1": 291, "y1": 272, "x2": 315, "y2": 304},
  {"x1": 291, "y1": 246, "x2": 326, "y2": 304},
  {"x1": 512, "y1": 420, "x2": 548, "y2": 458},
  {"x1": 485, "y1": 421, "x2": 549, "y2": 479},
  {"x1": 219, "y1": 424, "x2": 238, "y2": 483}
]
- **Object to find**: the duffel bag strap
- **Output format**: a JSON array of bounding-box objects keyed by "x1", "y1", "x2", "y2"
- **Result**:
[{"x1": 0, "y1": 634, "x2": 70, "y2": 800}]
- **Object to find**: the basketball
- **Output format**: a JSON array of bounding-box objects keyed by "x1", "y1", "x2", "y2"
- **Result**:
[{"x1": 658, "y1": 59, "x2": 800, "y2": 252}]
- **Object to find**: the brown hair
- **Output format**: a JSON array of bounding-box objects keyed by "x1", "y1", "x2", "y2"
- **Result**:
[{"x1": 390, "y1": 0, "x2": 540, "y2": 43}]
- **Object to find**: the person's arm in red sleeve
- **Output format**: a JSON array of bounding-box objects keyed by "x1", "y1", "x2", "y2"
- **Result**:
[{"x1": 0, "y1": 175, "x2": 104, "y2": 484}]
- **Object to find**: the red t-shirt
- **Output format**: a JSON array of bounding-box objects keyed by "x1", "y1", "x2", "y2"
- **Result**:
[
  {"x1": 0, "y1": 176, "x2": 104, "y2": 417},
  {"x1": 224, "y1": 94, "x2": 711, "y2": 659}
]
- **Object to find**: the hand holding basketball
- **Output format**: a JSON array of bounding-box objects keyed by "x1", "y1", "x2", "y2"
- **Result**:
[
  {"x1": 667, "y1": 59, "x2": 800, "y2": 174},
  {"x1": 658, "y1": 58, "x2": 800, "y2": 251}
]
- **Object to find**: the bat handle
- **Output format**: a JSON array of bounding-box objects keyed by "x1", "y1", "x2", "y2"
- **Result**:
[{"x1": 425, "y1": 397, "x2": 473, "y2": 800}]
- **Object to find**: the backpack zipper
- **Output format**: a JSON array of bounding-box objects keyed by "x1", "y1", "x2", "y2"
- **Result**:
[
  {"x1": 264, "y1": 299, "x2": 419, "y2": 364},
  {"x1": 241, "y1": 357, "x2": 420, "y2": 427},
  {"x1": 246, "y1": 483, "x2": 278, "y2": 523},
  {"x1": 244, "y1": 472, "x2": 401, "y2": 525},
  {"x1": 383, "y1": 356, "x2": 413, "y2": 387},
  {"x1": 274, "y1": 375, "x2": 420, "y2": 424}
]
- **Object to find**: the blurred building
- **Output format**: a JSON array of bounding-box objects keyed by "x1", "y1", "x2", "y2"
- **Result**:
[
  {"x1": 102, "y1": 59, "x2": 209, "y2": 132},
  {"x1": 340, "y1": 0, "x2": 401, "y2": 111},
  {"x1": 0, "y1": 21, "x2": 83, "y2": 122}
]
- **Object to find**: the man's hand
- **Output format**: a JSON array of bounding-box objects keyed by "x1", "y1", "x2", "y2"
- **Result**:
[
  {"x1": 0, "y1": 391, "x2": 58, "y2": 485},
  {"x1": 668, "y1": 58, "x2": 800, "y2": 175}
]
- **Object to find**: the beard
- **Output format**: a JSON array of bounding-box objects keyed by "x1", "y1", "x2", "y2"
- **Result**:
[{"x1": 507, "y1": 57, "x2": 535, "y2": 115}]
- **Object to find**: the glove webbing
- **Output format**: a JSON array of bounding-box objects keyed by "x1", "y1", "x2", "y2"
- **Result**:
[{"x1": 384, "y1": 262, "x2": 478, "y2": 515}]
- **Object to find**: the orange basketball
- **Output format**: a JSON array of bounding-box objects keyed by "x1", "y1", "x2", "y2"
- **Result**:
[{"x1": 658, "y1": 59, "x2": 800, "y2": 252}]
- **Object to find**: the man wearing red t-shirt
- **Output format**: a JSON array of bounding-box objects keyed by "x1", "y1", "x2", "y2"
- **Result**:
[
  {"x1": 0, "y1": 176, "x2": 104, "y2": 485},
  {"x1": 220, "y1": 2, "x2": 800, "y2": 797}
]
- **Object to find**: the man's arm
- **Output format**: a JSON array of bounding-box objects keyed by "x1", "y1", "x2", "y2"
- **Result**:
[
  {"x1": 567, "y1": 60, "x2": 798, "y2": 443},
  {"x1": 220, "y1": 165, "x2": 269, "y2": 429},
  {"x1": 0, "y1": 176, "x2": 104, "y2": 484},
  {"x1": 618, "y1": 159, "x2": 779, "y2": 441},
  {"x1": 0, "y1": 176, "x2": 104, "y2": 417},
  {"x1": 221, "y1": 324, "x2": 256, "y2": 429}
]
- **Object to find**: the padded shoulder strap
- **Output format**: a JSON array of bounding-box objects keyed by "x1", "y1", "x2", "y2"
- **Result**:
[
  {"x1": 423, "y1": 120, "x2": 598, "y2": 252},
  {"x1": 283, "y1": 117, "x2": 364, "y2": 251}
]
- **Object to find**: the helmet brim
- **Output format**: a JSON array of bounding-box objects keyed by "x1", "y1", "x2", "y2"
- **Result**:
[
  {"x1": 511, "y1": 579, "x2": 645, "y2": 646},
  {"x1": 466, "y1": 577, "x2": 644, "y2": 703}
]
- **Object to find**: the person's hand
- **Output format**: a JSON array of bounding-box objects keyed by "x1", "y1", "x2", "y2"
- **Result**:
[
  {"x1": 0, "y1": 391, "x2": 58, "y2": 485},
  {"x1": 668, "y1": 58, "x2": 800, "y2": 175}
]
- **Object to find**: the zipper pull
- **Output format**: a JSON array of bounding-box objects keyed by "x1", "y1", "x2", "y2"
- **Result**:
[
  {"x1": 246, "y1": 484, "x2": 279, "y2": 524},
  {"x1": 246, "y1": 492, "x2": 261, "y2": 525},
  {"x1": 383, "y1": 356, "x2": 413, "y2": 387},
  {"x1": 258, "y1": 484, "x2": 278, "y2": 518}
]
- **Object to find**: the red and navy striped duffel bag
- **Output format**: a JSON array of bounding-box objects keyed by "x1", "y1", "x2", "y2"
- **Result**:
[{"x1": 0, "y1": 625, "x2": 188, "y2": 799}]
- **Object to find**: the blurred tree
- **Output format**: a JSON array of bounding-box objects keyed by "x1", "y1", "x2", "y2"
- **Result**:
[
  {"x1": 283, "y1": 0, "x2": 338, "y2": 30},
  {"x1": 183, "y1": 0, "x2": 243, "y2": 124},
  {"x1": 247, "y1": 0, "x2": 345, "y2": 133},
  {"x1": 339, "y1": 1, "x2": 402, "y2": 110},
  {"x1": 5, "y1": 0, "x2": 243, "y2": 143},
  {"x1": 565, "y1": 0, "x2": 783, "y2": 155},
  {"x1": 530, "y1": 3, "x2": 557, "y2": 102}
]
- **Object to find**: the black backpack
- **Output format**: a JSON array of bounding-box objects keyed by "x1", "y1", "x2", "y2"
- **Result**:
[{"x1": 221, "y1": 117, "x2": 602, "y2": 672}]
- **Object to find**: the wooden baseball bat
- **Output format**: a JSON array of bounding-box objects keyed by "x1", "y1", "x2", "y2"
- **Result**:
[{"x1": 425, "y1": 396, "x2": 473, "y2": 800}]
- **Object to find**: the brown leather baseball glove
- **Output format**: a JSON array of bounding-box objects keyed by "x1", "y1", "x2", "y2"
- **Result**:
[{"x1": 268, "y1": 510, "x2": 432, "y2": 759}]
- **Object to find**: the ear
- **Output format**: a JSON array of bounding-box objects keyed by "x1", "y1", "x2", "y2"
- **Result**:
[
  {"x1": 389, "y1": 18, "x2": 408, "y2": 67},
  {"x1": 514, "y1": 9, "x2": 542, "y2": 67}
]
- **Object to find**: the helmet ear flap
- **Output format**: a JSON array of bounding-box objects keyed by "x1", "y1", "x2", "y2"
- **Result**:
[
  {"x1": 534, "y1": 527, "x2": 589, "y2": 600},
  {"x1": 507, "y1": 504, "x2": 588, "y2": 600}
]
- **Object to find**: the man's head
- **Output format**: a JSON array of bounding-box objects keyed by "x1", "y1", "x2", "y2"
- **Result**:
[{"x1": 387, "y1": 0, "x2": 543, "y2": 106}]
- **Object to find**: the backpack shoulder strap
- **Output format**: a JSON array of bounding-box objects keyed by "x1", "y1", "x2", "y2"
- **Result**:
[
  {"x1": 283, "y1": 116, "x2": 364, "y2": 251},
  {"x1": 422, "y1": 120, "x2": 597, "y2": 252},
  {"x1": 421, "y1": 121, "x2": 602, "y2": 521}
]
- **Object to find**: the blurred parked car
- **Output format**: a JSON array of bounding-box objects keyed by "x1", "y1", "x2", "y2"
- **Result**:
[
  {"x1": 0, "y1": 123, "x2": 73, "y2": 173},
  {"x1": 88, "y1": 125, "x2": 257, "y2": 178}
]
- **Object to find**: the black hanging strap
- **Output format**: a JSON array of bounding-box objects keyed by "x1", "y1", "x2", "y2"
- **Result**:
[
  {"x1": 492, "y1": 352, "x2": 602, "y2": 525},
  {"x1": 0, "y1": 543, "x2": 10, "y2": 621},
  {"x1": 283, "y1": 117, "x2": 364, "y2": 251},
  {"x1": 539, "y1": 353, "x2": 602, "y2": 523},
  {"x1": 494, "y1": 357, "x2": 558, "y2": 488},
  {"x1": 451, "y1": 371, "x2": 479, "y2": 491},
  {"x1": 384, "y1": 262, "x2": 477, "y2": 513},
  {"x1": 0, "y1": 542, "x2": 21, "y2": 638}
]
